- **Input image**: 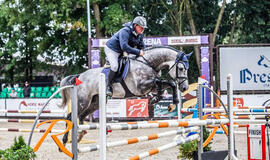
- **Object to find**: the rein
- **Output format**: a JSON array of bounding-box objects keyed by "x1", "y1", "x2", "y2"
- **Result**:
[{"x1": 129, "y1": 56, "x2": 159, "y2": 74}]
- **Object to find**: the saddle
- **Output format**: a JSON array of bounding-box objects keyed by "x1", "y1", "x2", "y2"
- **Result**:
[
  {"x1": 102, "y1": 56, "x2": 130, "y2": 83},
  {"x1": 102, "y1": 55, "x2": 134, "y2": 97}
]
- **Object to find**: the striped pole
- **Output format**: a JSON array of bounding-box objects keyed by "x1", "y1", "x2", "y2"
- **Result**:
[
  {"x1": 0, "y1": 109, "x2": 65, "y2": 113},
  {"x1": 128, "y1": 134, "x2": 199, "y2": 160},
  {"x1": 109, "y1": 118, "x2": 198, "y2": 125},
  {"x1": 181, "y1": 108, "x2": 270, "y2": 113},
  {"x1": 0, "y1": 128, "x2": 65, "y2": 133},
  {"x1": 79, "y1": 119, "x2": 229, "y2": 131},
  {"x1": 0, "y1": 119, "x2": 67, "y2": 123},
  {"x1": 78, "y1": 126, "x2": 200, "y2": 153},
  {"x1": 234, "y1": 119, "x2": 266, "y2": 124}
]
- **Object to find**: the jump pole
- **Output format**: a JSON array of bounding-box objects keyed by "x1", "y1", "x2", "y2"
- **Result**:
[
  {"x1": 227, "y1": 74, "x2": 237, "y2": 160},
  {"x1": 197, "y1": 83, "x2": 203, "y2": 160},
  {"x1": 71, "y1": 85, "x2": 78, "y2": 160},
  {"x1": 99, "y1": 73, "x2": 107, "y2": 160}
]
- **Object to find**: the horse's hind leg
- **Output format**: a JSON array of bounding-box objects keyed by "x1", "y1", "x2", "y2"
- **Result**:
[
  {"x1": 77, "y1": 95, "x2": 99, "y2": 142},
  {"x1": 60, "y1": 112, "x2": 71, "y2": 151},
  {"x1": 77, "y1": 109, "x2": 90, "y2": 142}
]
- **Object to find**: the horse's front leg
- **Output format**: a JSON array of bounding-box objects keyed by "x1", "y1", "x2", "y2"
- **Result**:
[{"x1": 168, "y1": 80, "x2": 179, "y2": 105}]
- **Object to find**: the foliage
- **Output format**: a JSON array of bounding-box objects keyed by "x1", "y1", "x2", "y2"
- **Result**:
[
  {"x1": 0, "y1": 136, "x2": 36, "y2": 160},
  {"x1": 178, "y1": 126, "x2": 212, "y2": 159},
  {"x1": 235, "y1": 0, "x2": 270, "y2": 43},
  {"x1": 0, "y1": 0, "x2": 269, "y2": 83}
]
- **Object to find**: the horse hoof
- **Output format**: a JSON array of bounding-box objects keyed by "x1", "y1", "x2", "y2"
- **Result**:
[
  {"x1": 82, "y1": 130, "x2": 87, "y2": 135},
  {"x1": 168, "y1": 104, "x2": 176, "y2": 112}
]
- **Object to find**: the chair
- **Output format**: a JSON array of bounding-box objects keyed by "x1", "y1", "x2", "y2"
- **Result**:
[
  {"x1": 43, "y1": 87, "x2": 50, "y2": 93},
  {"x1": 36, "y1": 92, "x2": 41, "y2": 98},
  {"x1": 47, "y1": 92, "x2": 53, "y2": 98},
  {"x1": 54, "y1": 93, "x2": 61, "y2": 98},
  {"x1": 0, "y1": 92, "x2": 6, "y2": 98},
  {"x1": 30, "y1": 92, "x2": 35, "y2": 98},
  {"x1": 36, "y1": 87, "x2": 43, "y2": 93},
  {"x1": 50, "y1": 87, "x2": 56, "y2": 93},
  {"x1": 7, "y1": 88, "x2": 12, "y2": 93},
  {"x1": 2, "y1": 88, "x2": 8, "y2": 93},
  {"x1": 31, "y1": 87, "x2": 36, "y2": 93},
  {"x1": 41, "y1": 92, "x2": 47, "y2": 98},
  {"x1": 16, "y1": 87, "x2": 23, "y2": 93},
  {"x1": 19, "y1": 93, "x2": 24, "y2": 98}
]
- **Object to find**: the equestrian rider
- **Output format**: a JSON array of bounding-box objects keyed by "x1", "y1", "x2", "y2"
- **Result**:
[{"x1": 105, "y1": 16, "x2": 147, "y2": 95}]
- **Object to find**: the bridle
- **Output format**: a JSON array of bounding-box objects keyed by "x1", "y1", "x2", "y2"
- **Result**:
[{"x1": 167, "y1": 52, "x2": 189, "y2": 85}]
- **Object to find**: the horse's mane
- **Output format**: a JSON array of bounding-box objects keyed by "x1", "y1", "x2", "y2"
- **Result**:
[{"x1": 143, "y1": 45, "x2": 180, "y2": 53}]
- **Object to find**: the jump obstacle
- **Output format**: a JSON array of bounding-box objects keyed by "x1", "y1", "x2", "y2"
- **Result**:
[
  {"x1": 67, "y1": 74, "x2": 238, "y2": 160},
  {"x1": 25, "y1": 73, "x2": 269, "y2": 159}
]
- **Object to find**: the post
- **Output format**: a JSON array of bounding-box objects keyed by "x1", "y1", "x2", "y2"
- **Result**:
[
  {"x1": 177, "y1": 84, "x2": 182, "y2": 120},
  {"x1": 99, "y1": 73, "x2": 107, "y2": 160},
  {"x1": 87, "y1": 0, "x2": 92, "y2": 69},
  {"x1": 197, "y1": 84, "x2": 203, "y2": 160},
  {"x1": 71, "y1": 86, "x2": 78, "y2": 160},
  {"x1": 227, "y1": 74, "x2": 236, "y2": 160}
]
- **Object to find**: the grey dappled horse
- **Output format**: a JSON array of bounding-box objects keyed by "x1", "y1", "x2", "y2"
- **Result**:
[{"x1": 58, "y1": 46, "x2": 192, "y2": 145}]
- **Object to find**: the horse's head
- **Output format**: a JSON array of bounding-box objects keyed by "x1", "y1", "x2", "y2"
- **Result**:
[{"x1": 168, "y1": 51, "x2": 192, "y2": 92}]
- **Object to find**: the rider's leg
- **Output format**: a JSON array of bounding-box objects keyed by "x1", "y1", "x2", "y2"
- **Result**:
[
  {"x1": 104, "y1": 46, "x2": 119, "y2": 95},
  {"x1": 107, "y1": 69, "x2": 116, "y2": 95}
]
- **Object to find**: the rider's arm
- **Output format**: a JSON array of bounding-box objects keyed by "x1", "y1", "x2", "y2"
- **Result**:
[
  {"x1": 138, "y1": 34, "x2": 146, "y2": 50},
  {"x1": 119, "y1": 30, "x2": 140, "y2": 56}
]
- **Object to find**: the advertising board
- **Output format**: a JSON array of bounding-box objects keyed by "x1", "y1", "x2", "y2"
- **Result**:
[{"x1": 219, "y1": 46, "x2": 270, "y2": 91}]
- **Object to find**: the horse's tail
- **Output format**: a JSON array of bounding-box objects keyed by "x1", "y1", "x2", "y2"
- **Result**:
[{"x1": 57, "y1": 75, "x2": 79, "y2": 108}]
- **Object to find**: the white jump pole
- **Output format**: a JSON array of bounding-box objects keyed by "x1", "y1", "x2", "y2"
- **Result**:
[
  {"x1": 99, "y1": 73, "x2": 107, "y2": 160},
  {"x1": 71, "y1": 86, "x2": 78, "y2": 160},
  {"x1": 197, "y1": 83, "x2": 203, "y2": 160},
  {"x1": 227, "y1": 74, "x2": 237, "y2": 160},
  {"x1": 177, "y1": 84, "x2": 182, "y2": 120}
]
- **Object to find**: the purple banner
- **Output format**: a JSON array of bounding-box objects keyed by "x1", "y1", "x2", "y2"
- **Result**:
[
  {"x1": 200, "y1": 46, "x2": 210, "y2": 104},
  {"x1": 200, "y1": 35, "x2": 209, "y2": 44},
  {"x1": 91, "y1": 35, "x2": 209, "y2": 48},
  {"x1": 91, "y1": 50, "x2": 100, "y2": 68},
  {"x1": 143, "y1": 37, "x2": 168, "y2": 46}
]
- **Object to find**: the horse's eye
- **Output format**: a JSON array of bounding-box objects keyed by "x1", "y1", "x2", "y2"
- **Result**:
[{"x1": 179, "y1": 68, "x2": 184, "y2": 72}]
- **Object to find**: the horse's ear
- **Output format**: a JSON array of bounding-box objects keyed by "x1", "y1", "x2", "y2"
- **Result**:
[{"x1": 186, "y1": 52, "x2": 193, "y2": 59}]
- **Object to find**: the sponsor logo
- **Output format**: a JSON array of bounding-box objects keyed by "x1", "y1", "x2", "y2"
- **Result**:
[
  {"x1": 20, "y1": 101, "x2": 28, "y2": 107},
  {"x1": 128, "y1": 101, "x2": 146, "y2": 116},
  {"x1": 240, "y1": 55, "x2": 270, "y2": 87},
  {"x1": 201, "y1": 57, "x2": 209, "y2": 63},
  {"x1": 126, "y1": 99, "x2": 148, "y2": 117},
  {"x1": 143, "y1": 38, "x2": 162, "y2": 45},
  {"x1": 233, "y1": 98, "x2": 244, "y2": 108},
  {"x1": 258, "y1": 55, "x2": 270, "y2": 68}
]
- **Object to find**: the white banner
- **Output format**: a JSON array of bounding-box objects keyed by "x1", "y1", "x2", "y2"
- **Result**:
[
  {"x1": 221, "y1": 94, "x2": 270, "y2": 107},
  {"x1": 219, "y1": 46, "x2": 270, "y2": 91},
  {"x1": 106, "y1": 99, "x2": 126, "y2": 117},
  {"x1": 168, "y1": 36, "x2": 201, "y2": 45},
  {"x1": 4, "y1": 98, "x2": 65, "y2": 117},
  {"x1": 0, "y1": 99, "x2": 5, "y2": 117}
]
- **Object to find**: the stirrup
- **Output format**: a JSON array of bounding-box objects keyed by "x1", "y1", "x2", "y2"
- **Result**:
[{"x1": 106, "y1": 87, "x2": 113, "y2": 96}]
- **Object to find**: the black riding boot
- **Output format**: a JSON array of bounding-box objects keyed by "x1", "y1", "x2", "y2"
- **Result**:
[{"x1": 106, "y1": 69, "x2": 116, "y2": 96}]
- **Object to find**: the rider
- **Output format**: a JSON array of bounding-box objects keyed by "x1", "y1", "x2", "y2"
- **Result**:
[{"x1": 105, "y1": 16, "x2": 147, "y2": 95}]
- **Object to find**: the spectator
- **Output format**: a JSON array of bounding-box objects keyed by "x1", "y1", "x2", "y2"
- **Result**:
[
  {"x1": 23, "y1": 81, "x2": 31, "y2": 97},
  {"x1": 9, "y1": 88, "x2": 18, "y2": 98}
]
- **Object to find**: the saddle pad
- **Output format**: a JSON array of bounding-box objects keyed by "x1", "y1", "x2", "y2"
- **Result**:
[{"x1": 101, "y1": 60, "x2": 130, "y2": 83}]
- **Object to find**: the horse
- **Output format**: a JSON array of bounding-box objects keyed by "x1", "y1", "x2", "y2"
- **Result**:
[{"x1": 58, "y1": 45, "x2": 192, "y2": 146}]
